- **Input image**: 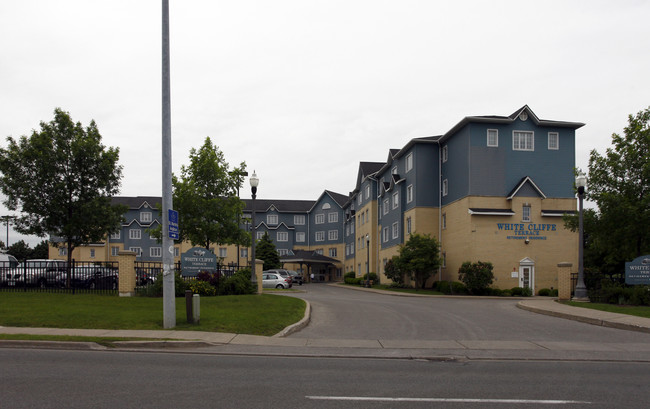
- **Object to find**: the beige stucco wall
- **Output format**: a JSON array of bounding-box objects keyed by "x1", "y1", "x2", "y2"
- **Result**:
[{"x1": 439, "y1": 196, "x2": 578, "y2": 293}]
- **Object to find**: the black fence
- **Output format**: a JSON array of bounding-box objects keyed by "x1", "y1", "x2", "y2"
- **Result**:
[
  {"x1": 134, "y1": 261, "x2": 244, "y2": 294},
  {"x1": 0, "y1": 260, "x2": 119, "y2": 295}
]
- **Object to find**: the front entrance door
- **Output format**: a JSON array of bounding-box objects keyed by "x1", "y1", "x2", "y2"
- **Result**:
[{"x1": 519, "y1": 259, "x2": 535, "y2": 292}]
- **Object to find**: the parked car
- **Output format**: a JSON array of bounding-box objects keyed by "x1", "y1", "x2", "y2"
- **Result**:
[
  {"x1": 287, "y1": 270, "x2": 303, "y2": 285},
  {"x1": 262, "y1": 272, "x2": 292, "y2": 289},
  {"x1": 0, "y1": 253, "x2": 19, "y2": 286},
  {"x1": 55, "y1": 265, "x2": 119, "y2": 290},
  {"x1": 263, "y1": 269, "x2": 293, "y2": 286},
  {"x1": 6, "y1": 259, "x2": 67, "y2": 287}
]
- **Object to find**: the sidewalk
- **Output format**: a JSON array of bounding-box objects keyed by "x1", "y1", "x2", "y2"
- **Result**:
[{"x1": 2, "y1": 297, "x2": 650, "y2": 361}]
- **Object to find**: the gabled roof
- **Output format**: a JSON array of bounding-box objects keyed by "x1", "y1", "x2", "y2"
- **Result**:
[
  {"x1": 440, "y1": 105, "x2": 585, "y2": 143},
  {"x1": 507, "y1": 176, "x2": 547, "y2": 200},
  {"x1": 356, "y1": 161, "x2": 385, "y2": 188},
  {"x1": 112, "y1": 196, "x2": 162, "y2": 210},
  {"x1": 242, "y1": 198, "x2": 314, "y2": 213}
]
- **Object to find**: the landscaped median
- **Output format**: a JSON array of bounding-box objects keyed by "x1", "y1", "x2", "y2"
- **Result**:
[{"x1": 0, "y1": 292, "x2": 306, "y2": 342}]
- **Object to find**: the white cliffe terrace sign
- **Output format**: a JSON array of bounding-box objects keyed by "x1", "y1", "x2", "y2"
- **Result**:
[
  {"x1": 181, "y1": 247, "x2": 217, "y2": 277},
  {"x1": 625, "y1": 255, "x2": 650, "y2": 285}
]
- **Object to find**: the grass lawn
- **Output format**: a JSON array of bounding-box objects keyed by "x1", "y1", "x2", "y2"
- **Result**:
[
  {"x1": 0, "y1": 292, "x2": 305, "y2": 336},
  {"x1": 562, "y1": 301, "x2": 650, "y2": 319}
]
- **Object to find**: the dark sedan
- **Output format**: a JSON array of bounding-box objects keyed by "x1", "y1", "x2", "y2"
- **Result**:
[{"x1": 55, "y1": 266, "x2": 118, "y2": 290}]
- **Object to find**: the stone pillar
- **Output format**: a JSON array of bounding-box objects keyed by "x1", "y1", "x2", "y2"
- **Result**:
[
  {"x1": 255, "y1": 259, "x2": 263, "y2": 294},
  {"x1": 557, "y1": 262, "x2": 573, "y2": 301},
  {"x1": 118, "y1": 250, "x2": 137, "y2": 297}
]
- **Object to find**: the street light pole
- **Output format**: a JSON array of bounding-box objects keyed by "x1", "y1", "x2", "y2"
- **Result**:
[
  {"x1": 250, "y1": 172, "x2": 259, "y2": 292},
  {"x1": 1, "y1": 215, "x2": 15, "y2": 250},
  {"x1": 365, "y1": 233, "x2": 370, "y2": 288},
  {"x1": 573, "y1": 173, "x2": 589, "y2": 301}
]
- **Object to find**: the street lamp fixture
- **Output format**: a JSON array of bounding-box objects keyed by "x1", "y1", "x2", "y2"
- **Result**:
[
  {"x1": 573, "y1": 172, "x2": 589, "y2": 301},
  {"x1": 365, "y1": 233, "x2": 370, "y2": 288},
  {"x1": 250, "y1": 171, "x2": 259, "y2": 291}
]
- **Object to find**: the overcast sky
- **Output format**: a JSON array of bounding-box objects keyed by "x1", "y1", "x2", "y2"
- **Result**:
[{"x1": 1, "y1": 0, "x2": 649, "y2": 247}]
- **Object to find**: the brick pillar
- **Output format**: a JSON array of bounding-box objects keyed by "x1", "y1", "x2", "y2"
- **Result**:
[
  {"x1": 118, "y1": 250, "x2": 137, "y2": 297},
  {"x1": 255, "y1": 259, "x2": 263, "y2": 294},
  {"x1": 557, "y1": 262, "x2": 573, "y2": 301}
]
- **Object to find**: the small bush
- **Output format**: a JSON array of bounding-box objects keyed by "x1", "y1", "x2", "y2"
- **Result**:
[
  {"x1": 189, "y1": 280, "x2": 217, "y2": 296},
  {"x1": 142, "y1": 272, "x2": 189, "y2": 297},
  {"x1": 362, "y1": 272, "x2": 378, "y2": 283},
  {"x1": 219, "y1": 274, "x2": 253, "y2": 295},
  {"x1": 458, "y1": 261, "x2": 494, "y2": 295},
  {"x1": 501, "y1": 289, "x2": 512, "y2": 297},
  {"x1": 437, "y1": 281, "x2": 467, "y2": 295},
  {"x1": 489, "y1": 288, "x2": 503, "y2": 296},
  {"x1": 550, "y1": 289, "x2": 558, "y2": 297},
  {"x1": 344, "y1": 271, "x2": 356, "y2": 280},
  {"x1": 538, "y1": 288, "x2": 551, "y2": 296},
  {"x1": 521, "y1": 287, "x2": 533, "y2": 297},
  {"x1": 511, "y1": 287, "x2": 524, "y2": 296}
]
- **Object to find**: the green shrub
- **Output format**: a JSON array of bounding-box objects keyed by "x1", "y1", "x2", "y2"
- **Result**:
[
  {"x1": 538, "y1": 288, "x2": 551, "y2": 296},
  {"x1": 189, "y1": 280, "x2": 217, "y2": 296},
  {"x1": 550, "y1": 289, "x2": 558, "y2": 297},
  {"x1": 141, "y1": 272, "x2": 189, "y2": 297},
  {"x1": 219, "y1": 274, "x2": 253, "y2": 295},
  {"x1": 501, "y1": 289, "x2": 512, "y2": 297},
  {"x1": 362, "y1": 272, "x2": 378, "y2": 283},
  {"x1": 354, "y1": 277, "x2": 365, "y2": 285},
  {"x1": 457, "y1": 261, "x2": 494, "y2": 295},
  {"x1": 344, "y1": 271, "x2": 356, "y2": 280},
  {"x1": 511, "y1": 287, "x2": 524, "y2": 296},
  {"x1": 489, "y1": 288, "x2": 503, "y2": 296},
  {"x1": 521, "y1": 287, "x2": 533, "y2": 297},
  {"x1": 437, "y1": 281, "x2": 467, "y2": 295}
]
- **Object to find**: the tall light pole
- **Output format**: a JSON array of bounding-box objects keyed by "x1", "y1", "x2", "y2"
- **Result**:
[
  {"x1": 365, "y1": 233, "x2": 370, "y2": 288},
  {"x1": 161, "y1": 0, "x2": 175, "y2": 328},
  {"x1": 236, "y1": 171, "x2": 248, "y2": 267},
  {"x1": 1, "y1": 215, "x2": 15, "y2": 250},
  {"x1": 250, "y1": 172, "x2": 259, "y2": 292},
  {"x1": 573, "y1": 172, "x2": 589, "y2": 301}
]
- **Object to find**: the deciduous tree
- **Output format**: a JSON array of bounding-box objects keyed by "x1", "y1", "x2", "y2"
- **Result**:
[
  {"x1": 393, "y1": 233, "x2": 441, "y2": 289},
  {"x1": 0, "y1": 108, "x2": 125, "y2": 280}
]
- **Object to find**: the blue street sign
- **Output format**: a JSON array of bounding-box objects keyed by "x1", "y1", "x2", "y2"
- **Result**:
[{"x1": 168, "y1": 209, "x2": 179, "y2": 240}]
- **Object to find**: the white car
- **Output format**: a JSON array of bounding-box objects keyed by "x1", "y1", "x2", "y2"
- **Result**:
[
  {"x1": 6, "y1": 259, "x2": 67, "y2": 288},
  {"x1": 262, "y1": 272, "x2": 292, "y2": 289},
  {"x1": 0, "y1": 253, "x2": 19, "y2": 286}
]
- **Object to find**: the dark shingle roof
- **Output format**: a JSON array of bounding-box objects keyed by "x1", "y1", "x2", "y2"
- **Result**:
[{"x1": 111, "y1": 196, "x2": 162, "y2": 209}]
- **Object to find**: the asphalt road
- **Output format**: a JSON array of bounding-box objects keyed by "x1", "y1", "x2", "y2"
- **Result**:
[
  {"x1": 2, "y1": 348, "x2": 648, "y2": 409},
  {"x1": 286, "y1": 284, "x2": 650, "y2": 345}
]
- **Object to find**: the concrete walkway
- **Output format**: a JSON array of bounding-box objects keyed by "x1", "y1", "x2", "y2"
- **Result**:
[{"x1": 2, "y1": 297, "x2": 650, "y2": 361}]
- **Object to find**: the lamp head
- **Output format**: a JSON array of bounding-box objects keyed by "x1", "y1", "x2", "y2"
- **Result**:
[
  {"x1": 575, "y1": 173, "x2": 587, "y2": 195},
  {"x1": 249, "y1": 171, "x2": 259, "y2": 195}
]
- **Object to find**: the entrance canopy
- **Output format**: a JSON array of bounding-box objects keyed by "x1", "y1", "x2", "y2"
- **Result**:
[{"x1": 280, "y1": 250, "x2": 339, "y2": 266}]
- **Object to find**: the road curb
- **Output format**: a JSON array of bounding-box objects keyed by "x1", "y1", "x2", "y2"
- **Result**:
[{"x1": 273, "y1": 299, "x2": 311, "y2": 338}]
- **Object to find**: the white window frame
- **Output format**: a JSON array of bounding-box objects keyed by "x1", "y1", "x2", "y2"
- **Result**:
[
  {"x1": 522, "y1": 205, "x2": 531, "y2": 222},
  {"x1": 513, "y1": 131, "x2": 534, "y2": 151},
  {"x1": 392, "y1": 192, "x2": 399, "y2": 209},
  {"x1": 383, "y1": 227, "x2": 389, "y2": 243},
  {"x1": 357, "y1": 194, "x2": 362, "y2": 205},
  {"x1": 129, "y1": 229, "x2": 141, "y2": 240},
  {"x1": 328, "y1": 230, "x2": 338, "y2": 241},
  {"x1": 89, "y1": 249, "x2": 96, "y2": 259},
  {"x1": 487, "y1": 129, "x2": 498, "y2": 147},
  {"x1": 150, "y1": 247, "x2": 162, "y2": 258},
  {"x1": 365, "y1": 184, "x2": 370, "y2": 199},
  {"x1": 315, "y1": 214, "x2": 325, "y2": 224},
  {"x1": 383, "y1": 198, "x2": 389, "y2": 215},
  {"x1": 296, "y1": 232, "x2": 305, "y2": 242},
  {"x1": 256, "y1": 231, "x2": 264, "y2": 240},
  {"x1": 406, "y1": 184, "x2": 413, "y2": 203},
  {"x1": 277, "y1": 249, "x2": 288, "y2": 256},
  {"x1": 328, "y1": 212, "x2": 338, "y2": 223},
  {"x1": 174, "y1": 247, "x2": 180, "y2": 257},
  {"x1": 277, "y1": 232, "x2": 288, "y2": 242},
  {"x1": 240, "y1": 248, "x2": 248, "y2": 258},
  {"x1": 110, "y1": 231, "x2": 120, "y2": 240},
  {"x1": 442, "y1": 179, "x2": 448, "y2": 197},
  {"x1": 315, "y1": 231, "x2": 325, "y2": 242},
  {"x1": 548, "y1": 132, "x2": 559, "y2": 150},
  {"x1": 140, "y1": 212, "x2": 152, "y2": 223},
  {"x1": 329, "y1": 248, "x2": 337, "y2": 258},
  {"x1": 129, "y1": 247, "x2": 142, "y2": 257},
  {"x1": 406, "y1": 216, "x2": 412, "y2": 235},
  {"x1": 406, "y1": 153, "x2": 413, "y2": 172},
  {"x1": 219, "y1": 247, "x2": 227, "y2": 258},
  {"x1": 294, "y1": 215, "x2": 305, "y2": 225},
  {"x1": 392, "y1": 222, "x2": 399, "y2": 239},
  {"x1": 442, "y1": 145, "x2": 448, "y2": 162},
  {"x1": 267, "y1": 214, "x2": 278, "y2": 225}
]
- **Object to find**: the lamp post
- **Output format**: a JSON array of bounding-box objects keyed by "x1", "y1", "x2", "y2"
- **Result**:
[
  {"x1": 1, "y1": 215, "x2": 15, "y2": 250},
  {"x1": 250, "y1": 171, "x2": 259, "y2": 291},
  {"x1": 573, "y1": 173, "x2": 589, "y2": 301},
  {"x1": 236, "y1": 171, "x2": 248, "y2": 267},
  {"x1": 365, "y1": 233, "x2": 370, "y2": 288}
]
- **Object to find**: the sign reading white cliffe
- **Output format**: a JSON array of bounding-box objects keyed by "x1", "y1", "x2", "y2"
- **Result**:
[
  {"x1": 181, "y1": 247, "x2": 217, "y2": 277},
  {"x1": 497, "y1": 223, "x2": 557, "y2": 240},
  {"x1": 625, "y1": 255, "x2": 650, "y2": 285}
]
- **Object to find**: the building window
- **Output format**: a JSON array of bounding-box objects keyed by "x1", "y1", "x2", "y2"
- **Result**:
[
  {"x1": 392, "y1": 166, "x2": 397, "y2": 175},
  {"x1": 277, "y1": 249, "x2": 288, "y2": 256},
  {"x1": 442, "y1": 252, "x2": 446, "y2": 268},
  {"x1": 328, "y1": 212, "x2": 338, "y2": 223},
  {"x1": 328, "y1": 230, "x2": 338, "y2": 241},
  {"x1": 129, "y1": 247, "x2": 142, "y2": 257},
  {"x1": 315, "y1": 214, "x2": 325, "y2": 224},
  {"x1": 296, "y1": 232, "x2": 305, "y2": 242},
  {"x1": 513, "y1": 131, "x2": 534, "y2": 151},
  {"x1": 294, "y1": 215, "x2": 305, "y2": 225},
  {"x1": 315, "y1": 248, "x2": 323, "y2": 255},
  {"x1": 111, "y1": 246, "x2": 119, "y2": 256},
  {"x1": 329, "y1": 248, "x2": 337, "y2": 258},
  {"x1": 383, "y1": 227, "x2": 389, "y2": 242},
  {"x1": 442, "y1": 179, "x2": 448, "y2": 196},
  {"x1": 218, "y1": 247, "x2": 227, "y2": 258},
  {"x1": 522, "y1": 205, "x2": 531, "y2": 222},
  {"x1": 406, "y1": 153, "x2": 413, "y2": 172},
  {"x1": 315, "y1": 231, "x2": 325, "y2": 242},
  {"x1": 277, "y1": 232, "x2": 288, "y2": 242},
  {"x1": 110, "y1": 231, "x2": 120, "y2": 240},
  {"x1": 90, "y1": 249, "x2": 95, "y2": 259},
  {"x1": 392, "y1": 222, "x2": 399, "y2": 239},
  {"x1": 151, "y1": 247, "x2": 162, "y2": 258},
  {"x1": 406, "y1": 216, "x2": 412, "y2": 235},
  {"x1": 267, "y1": 214, "x2": 278, "y2": 225},
  {"x1": 442, "y1": 145, "x2": 448, "y2": 162},
  {"x1": 256, "y1": 231, "x2": 264, "y2": 240},
  {"x1": 487, "y1": 129, "x2": 498, "y2": 147},
  {"x1": 240, "y1": 248, "x2": 248, "y2": 258},
  {"x1": 392, "y1": 192, "x2": 399, "y2": 209},
  {"x1": 174, "y1": 247, "x2": 180, "y2": 257},
  {"x1": 548, "y1": 132, "x2": 559, "y2": 150},
  {"x1": 140, "y1": 212, "x2": 152, "y2": 223},
  {"x1": 406, "y1": 185, "x2": 413, "y2": 203},
  {"x1": 383, "y1": 198, "x2": 389, "y2": 215},
  {"x1": 365, "y1": 184, "x2": 370, "y2": 199},
  {"x1": 129, "y1": 229, "x2": 141, "y2": 240},
  {"x1": 442, "y1": 213, "x2": 447, "y2": 230},
  {"x1": 358, "y1": 194, "x2": 362, "y2": 205}
]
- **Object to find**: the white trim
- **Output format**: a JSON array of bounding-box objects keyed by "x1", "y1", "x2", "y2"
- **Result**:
[
  {"x1": 487, "y1": 129, "x2": 498, "y2": 147},
  {"x1": 406, "y1": 184, "x2": 413, "y2": 203},
  {"x1": 548, "y1": 132, "x2": 559, "y2": 150},
  {"x1": 512, "y1": 130, "x2": 534, "y2": 151}
]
